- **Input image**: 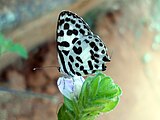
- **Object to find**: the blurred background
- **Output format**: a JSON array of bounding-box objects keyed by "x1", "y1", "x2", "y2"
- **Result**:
[{"x1": 0, "y1": 0, "x2": 160, "y2": 120}]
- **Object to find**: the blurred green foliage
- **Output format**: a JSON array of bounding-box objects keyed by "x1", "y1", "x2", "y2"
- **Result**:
[
  {"x1": 150, "y1": 0, "x2": 160, "y2": 31},
  {"x1": 152, "y1": 34, "x2": 160, "y2": 50},
  {"x1": 150, "y1": 0, "x2": 160, "y2": 51},
  {"x1": 142, "y1": 53, "x2": 152, "y2": 64},
  {"x1": 0, "y1": 33, "x2": 28, "y2": 59}
]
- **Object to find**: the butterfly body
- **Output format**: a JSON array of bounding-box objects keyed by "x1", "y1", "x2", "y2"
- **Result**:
[{"x1": 56, "y1": 11, "x2": 110, "y2": 77}]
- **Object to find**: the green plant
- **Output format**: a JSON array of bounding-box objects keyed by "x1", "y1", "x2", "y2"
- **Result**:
[
  {"x1": 57, "y1": 72, "x2": 122, "y2": 120},
  {"x1": 0, "y1": 33, "x2": 28, "y2": 59}
]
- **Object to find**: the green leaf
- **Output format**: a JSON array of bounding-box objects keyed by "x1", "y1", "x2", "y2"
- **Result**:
[
  {"x1": 97, "y1": 77, "x2": 113, "y2": 96},
  {"x1": 8, "y1": 43, "x2": 28, "y2": 59},
  {"x1": 79, "y1": 76, "x2": 92, "y2": 106},
  {"x1": 89, "y1": 75, "x2": 100, "y2": 98},
  {"x1": 63, "y1": 96, "x2": 74, "y2": 111},
  {"x1": 101, "y1": 97, "x2": 120, "y2": 112},
  {"x1": 0, "y1": 34, "x2": 28, "y2": 59},
  {"x1": 58, "y1": 104, "x2": 74, "y2": 120},
  {"x1": 82, "y1": 73, "x2": 122, "y2": 117},
  {"x1": 58, "y1": 72, "x2": 122, "y2": 120}
]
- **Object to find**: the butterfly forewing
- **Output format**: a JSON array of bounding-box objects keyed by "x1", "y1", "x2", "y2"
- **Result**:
[
  {"x1": 56, "y1": 11, "x2": 93, "y2": 46},
  {"x1": 56, "y1": 11, "x2": 110, "y2": 77}
]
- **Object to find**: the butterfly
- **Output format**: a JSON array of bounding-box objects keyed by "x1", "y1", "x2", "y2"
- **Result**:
[{"x1": 56, "y1": 11, "x2": 110, "y2": 77}]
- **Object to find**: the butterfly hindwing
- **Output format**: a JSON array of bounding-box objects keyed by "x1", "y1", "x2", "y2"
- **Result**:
[
  {"x1": 68, "y1": 35, "x2": 110, "y2": 76},
  {"x1": 56, "y1": 11, "x2": 110, "y2": 77}
]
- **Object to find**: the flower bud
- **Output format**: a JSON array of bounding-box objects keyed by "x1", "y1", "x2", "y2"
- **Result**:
[{"x1": 57, "y1": 76, "x2": 85, "y2": 100}]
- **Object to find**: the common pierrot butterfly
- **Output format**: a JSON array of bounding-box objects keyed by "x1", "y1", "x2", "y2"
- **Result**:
[{"x1": 56, "y1": 11, "x2": 110, "y2": 77}]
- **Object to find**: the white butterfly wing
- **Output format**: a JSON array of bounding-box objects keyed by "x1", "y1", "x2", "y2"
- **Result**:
[{"x1": 56, "y1": 11, "x2": 110, "y2": 77}]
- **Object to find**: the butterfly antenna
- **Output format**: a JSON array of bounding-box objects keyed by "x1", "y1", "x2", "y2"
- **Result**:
[{"x1": 33, "y1": 65, "x2": 59, "y2": 71}]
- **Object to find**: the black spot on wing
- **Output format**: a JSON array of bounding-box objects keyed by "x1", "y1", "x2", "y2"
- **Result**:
[
  {"x1": 72, "y1": 29, "x2": 78, "y2": 35},
  {"x1": 94, "y1": 46, "x2": 99, "y2": 52},
  {"x1": 90, "y1": 50, "x2": 94, "y2": 55},
  {"x1": 76, "y1": 72, "x2": 81, "y2": 76},
  {"x1": 64, "y1": 23, "x2": 69, "y2": 29},
  {"x1": 73, "y1": 46, "x2": 82, "y2": 55},
  {"x1": 84, "y1": 39, "x2": 89, "y2": 43},
  {"x1": 62, "y1": 50, "x2": 69, "y2": 56},
  {"x1": 83, "y1": 25, "x2": 90, "y2": 31},
  {"x1": 102, "y1": 64, "x2": 107, "y2": 71},
  {"x1": 68, "y1": 62, "x2": 75, "y2": 75},
  {"x1": 99, "y1": 43, "x2": 103, "y2": 47},
  {"x1": 72, "y1": 38, "x2": 78, "y2": 44},
  {"x1": 57, "y1": 41, "x2": 70, "y2": 47},
  {"x1": 58, "y1": 30, "x2": 64, "y2": 37},
  {"x1": 89, "y1": 42, "x2": 96, "y2": 48},
  {"x1": 69, "y1": 55, "x2": 74, "y2": 62},
  {"x1": 59, "y1": 19, "x2": 64, "y2": 26},
  {"x1": 57, "y1": 49, "x2": 68, "y2": 75},
  {"x1": 91, "y1": 55, "x2": 95, "y2": 60},
  {"x1": 76, "y1": 56, "x2": 83, "y2": 63},
  {"x1": 88, "y1": 60, "x2": 93, "y2": 70},
  {"x1": 92, "y1": 70, "x2": 96, "y2": 74},
  {"x1": 101, "y1": 50, "x2": 105, "y2": 54},
  {"x1": 94, "y1": 64, "x2": 99, "y2": 69},
  {"x1": 94, "y1": 54, "x2": 99, "y2": 58},
  {"x1": 67, "y1": 30, "x2": 72, "y2": 36},
  {"x1": 88, "y1": 36, "x2": 92, "y2": 39},
  {"x1": 65, "y1": 17, "x2": 70, "y2": 21},
  {"x1": 71, "y1": 19, "x2": 76, "y2": 24},
  {"x1": 94, "y1": 59, "x2": 99, "y2": 63},
  {"x1": 77, "y1": 41, "x2": 81, "y2": 45},
  {"x1": 88, "y1": 32, "x2": 92, "y2": 35},
  {"x1": 75, "y1": 24, "x2": 80, "y2": 28},
  {"x1": 79, "y1": 29, "x2": 85, "y2": 35},
  {"x1": 67, "y1": 12, "x2": 71, "y2": 16},
  {"x1": 103, "y1": 56, "x2": 110, "y2": 62},
  {"x1": 80, "y1": 66, "x2": 84, "y2": 70},
  {"x1": 78, "y1": 20, "x2": 82, "y2": 23},
  {"x1": 75, "y1": 63, "x2": 79, "y2": 67},
  {"x1": 95, "y1": 38, "x2": 99, "y2": 42},
  {"x1": 83, "y1": 70, "x2": 88, "y2": 75},
  {"x1": 59, "y1": 11, "x2": 65, "y2": 16}
]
